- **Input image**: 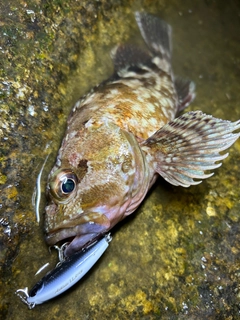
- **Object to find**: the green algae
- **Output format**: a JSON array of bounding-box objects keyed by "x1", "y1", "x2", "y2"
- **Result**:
[{"x1": 1, "y1": 0, "x2": 240, "y2": 319}]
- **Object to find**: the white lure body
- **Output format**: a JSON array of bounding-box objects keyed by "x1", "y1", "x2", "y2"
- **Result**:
[{"x1": 16, "y1": 234, "x2": 111, "y2": 309}]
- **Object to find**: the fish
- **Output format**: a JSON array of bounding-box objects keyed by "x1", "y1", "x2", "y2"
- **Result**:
[{"x1": 44, "y1": 12, "x2": 240, "y2": 257}]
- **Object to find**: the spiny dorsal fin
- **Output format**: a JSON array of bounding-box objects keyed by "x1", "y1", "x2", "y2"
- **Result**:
[
  {"x1": 141, "y1": 111, "x2": 240, "y2": 187},
  {"x1": 111, "y1": 12, "x2": 172, "y2": 75},
  {"x1": 135, "y1": 11, "x2": 172, "y2": 61},
  {"x1": 111, "y1": 44, "x2": 151, "y2": 72}
]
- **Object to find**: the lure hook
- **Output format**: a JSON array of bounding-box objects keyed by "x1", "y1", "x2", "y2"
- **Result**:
[{"x1": 15, "y1": 288, "x2": 35, "y2": 309}]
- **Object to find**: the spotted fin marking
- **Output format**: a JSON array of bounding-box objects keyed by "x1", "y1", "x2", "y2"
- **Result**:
[
  {"x1": 135, "y1": 11, "x2": 172, "y2": 62},
  {"x1": 142, "y1": 111, "x2": 240, "y2": 187}
]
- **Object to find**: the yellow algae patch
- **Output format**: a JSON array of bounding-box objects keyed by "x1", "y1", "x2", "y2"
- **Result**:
[
  {"x1": 88, "y1": 288, "x2": 105, "y2": 307},
  {"x1": 216, "y1": 197, "x2": 234, "y2": 210},
  {"x1": 108, "y1": 283, "x2": 122, "y2": 299},
  {"x1": 206, "y1": 203, "x2": 216, "y2": 217},
  {"x1": 123, "y1": 289, "x2": 157, "y2": 314},
  {"x1": 6, "y1": 186, "x2": 18, "y2": 200},
  {"x1": 0, "y1": 173, "x2": 7, "y2": 185},
  {"x1": 164, "y1": 272, "x2": 173, "y2": 281},
  {"x1": 155, "y1": 220, "x2": 179, "y2": 245}
]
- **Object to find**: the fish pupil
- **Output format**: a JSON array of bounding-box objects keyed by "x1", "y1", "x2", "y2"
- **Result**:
[{"x1": 61, "y1": 179, "x2": 75, "y2": 194}]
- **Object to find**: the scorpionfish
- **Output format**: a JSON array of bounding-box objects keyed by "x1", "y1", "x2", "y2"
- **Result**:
[{"x1": 45, "y1": 12, "x2": 240, "y2": 256}]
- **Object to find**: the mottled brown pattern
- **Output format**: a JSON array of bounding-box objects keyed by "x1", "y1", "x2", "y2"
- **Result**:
[
  {"x1": 44, "y1": 13, "x2": 184, "y2": 253},
  {"x1": 81, "y1": 181, "x2": 122, "y2": 209}
]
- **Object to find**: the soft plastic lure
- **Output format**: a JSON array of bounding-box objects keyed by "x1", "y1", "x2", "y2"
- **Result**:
[{"x1": 16, "y1": 234, "x2": 111, "y2": 309}]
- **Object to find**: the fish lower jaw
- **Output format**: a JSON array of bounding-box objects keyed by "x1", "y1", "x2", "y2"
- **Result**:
[
  {"x1": 64, "y1": 233, "x2": 101, "y2": 257},
  {"x1": 46, "y1": 231, "x2": 103, "y2": 257},
  {"x1": 45, "y1": 228, "x2": 77, "y2": 247}
]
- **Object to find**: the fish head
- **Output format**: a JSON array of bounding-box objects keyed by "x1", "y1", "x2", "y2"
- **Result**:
[{"x1": 45, "y1": 121, "x2": 149, "y2": 256}]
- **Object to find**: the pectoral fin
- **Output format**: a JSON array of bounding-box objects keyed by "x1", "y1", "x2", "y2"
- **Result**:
[{"x1": 141, "y1": 111, "x2": 240, "y2": 187}]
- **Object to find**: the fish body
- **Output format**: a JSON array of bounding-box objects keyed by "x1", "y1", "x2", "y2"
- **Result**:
[{"x1": 45, "y1": 12, "x2": 240, "y2": 256}]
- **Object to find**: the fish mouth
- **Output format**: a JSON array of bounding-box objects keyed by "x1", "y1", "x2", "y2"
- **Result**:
[
  {"x1": 48, "y1": 233, "x2": 100, "y2": 257},
  {"x1": 45, "y1": 223, "x2": 109, "y2": 257},
  {"x1": 45, "y1": 204, "x2": 112, "y2": 256}
]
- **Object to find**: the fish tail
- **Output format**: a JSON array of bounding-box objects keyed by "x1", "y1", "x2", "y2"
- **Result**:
[{"x1": 135, "y1": 11, "x2": 172, "y2": 64}]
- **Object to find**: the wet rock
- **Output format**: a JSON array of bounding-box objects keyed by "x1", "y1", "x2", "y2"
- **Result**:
[{"x1": 1, "y1": 0, "x2": 240, "y2": 319}]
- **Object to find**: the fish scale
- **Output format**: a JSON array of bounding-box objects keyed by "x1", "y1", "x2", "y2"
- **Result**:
[
  {"x1": 44, "y1": 11, "x2": 240, "y2": 258},
  {"x1": 69, "y1": 63, "x2": 176, "y2": 140}
]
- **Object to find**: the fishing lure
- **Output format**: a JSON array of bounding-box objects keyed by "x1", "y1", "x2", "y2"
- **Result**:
[{"x1": 15, "y1": 234, "x2": 111, "y2": 309}]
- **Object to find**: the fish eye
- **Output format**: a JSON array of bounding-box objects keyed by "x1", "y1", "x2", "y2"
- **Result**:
[
  {"x1": 61, "y1": 178, "x2": 76, "y2": 194},
  {"x1": 49, "y1": 169, "x2": 78, "y2": 202}
]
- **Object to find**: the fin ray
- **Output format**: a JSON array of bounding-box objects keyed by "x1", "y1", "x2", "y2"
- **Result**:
[{"x1": 142, "y1": 111, "x2": 240, "y2": 187}]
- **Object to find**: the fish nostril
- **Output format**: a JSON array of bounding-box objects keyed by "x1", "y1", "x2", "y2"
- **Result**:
[{"x1": 77, "y1": 159, "x2": 88, "y2": 170}]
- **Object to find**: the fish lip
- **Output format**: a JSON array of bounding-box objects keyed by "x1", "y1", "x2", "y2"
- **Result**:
[
  {"x1": 45, "y1": 209, "x2": 111, "y2": 251},
  {"x1": 45, "y1": 228, "x2": 77, "y2": 246},
  {"x1": 64, "y1": 233, "x2": 101, "y2": 257},
  {"x1": 45, "y1": 219, "x2": 110, "y2": 255},
  {"x1": 46, "y1": 230, "x2": 101, "y2": 257}
]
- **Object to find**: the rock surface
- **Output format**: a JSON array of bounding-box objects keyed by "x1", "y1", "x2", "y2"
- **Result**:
[{"x1": 1, "y1": 0, "x2": 240, "y2": 319}]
